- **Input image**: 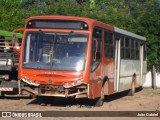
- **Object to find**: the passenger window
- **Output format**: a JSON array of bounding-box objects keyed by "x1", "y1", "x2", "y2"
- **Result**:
[
  {"x1": 121, "y1": 37, "x2": 142, "y2": 60},
  {"x1": 104, "y1": 31, "x2": 114, "y2": 58},
  {"x1": 131, "y1": 39, "x2": 136, "y2": 59},
  {"x1": 125, "y1": 38, "x2": 131, "y2": 59},
  {"x1": 121, "y1": 37, "x2": 125, "y2": 59},
  {"x1": 135, "y1": 41, "x2": 140, "y2": 59}
]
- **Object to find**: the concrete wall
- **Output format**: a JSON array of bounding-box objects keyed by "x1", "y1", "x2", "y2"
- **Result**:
[{"x1": 143, "y1": 71, "x2": 160, "y2": 88}]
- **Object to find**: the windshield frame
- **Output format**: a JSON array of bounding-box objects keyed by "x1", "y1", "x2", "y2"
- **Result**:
[{"x1": 22, "y1": 30, "x2": 89, "y2": 72}]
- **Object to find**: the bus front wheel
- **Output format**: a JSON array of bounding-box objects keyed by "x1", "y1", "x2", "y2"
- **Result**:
[{"x1": 94, "y1": 85, "x2": 104, "y2": 107}]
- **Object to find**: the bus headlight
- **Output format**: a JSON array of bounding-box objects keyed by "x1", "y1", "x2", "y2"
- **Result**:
[
  {"x1": 71, "y1": 82, "x2": 75, "y2": 86},
  {"x1": 77, "y1": 79, "x2": 82, "y2": 85},
  {"x1": 34, "y1": 80, "x2": 38, "y2": 84},
  {"x1": 21, "y1": 77, "x2": 39, "y2": 86},
  {"x1": 28, "y1": 80, "x2": 32, "y2": 83},
  {"x1": 64, "y1": 82, "x2": 69, "y2": 87},
  {"x1": 63, "y1": 79, "x2": 84, "y2": 88}
]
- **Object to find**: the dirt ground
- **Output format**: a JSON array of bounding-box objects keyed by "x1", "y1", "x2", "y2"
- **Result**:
[{"x1": 0, "y1": 88, "x2": 160, "y2": 120}]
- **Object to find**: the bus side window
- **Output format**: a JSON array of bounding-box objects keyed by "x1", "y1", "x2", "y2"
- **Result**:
[
  {"x1": 125, "y1": 37, "x2": 131, "y2": 59},
  {"x1": 92, "y1": 28, "x2": 102, "y2": 61},
  {"x1": 104, "y1": 31, "x2": 114, "y2": 58},
  {"x1": 131, "y1": 39, "x2": 136, "y2": 59},
  {"x1": 121, "y1": 37, "x2": 125, "y2": 59},
  {"x1": 135, "y1": 40, "x2": 140, "y2": 59}
]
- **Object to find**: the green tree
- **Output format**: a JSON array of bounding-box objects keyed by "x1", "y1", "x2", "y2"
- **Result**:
[
  {"x1": 0, "y1": 0, "x2": 159, "y2": 84},
  {"x1": 130, "y1": 0, "x2": 160, "y2": 66},
  {"x1": 130, "y1": 0, "x2": 160, "y2": 88}
]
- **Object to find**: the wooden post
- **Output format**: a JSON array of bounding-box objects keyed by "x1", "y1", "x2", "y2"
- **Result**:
[{"x1": 151, "y1": 64, "x2": 156, "y2": 89}]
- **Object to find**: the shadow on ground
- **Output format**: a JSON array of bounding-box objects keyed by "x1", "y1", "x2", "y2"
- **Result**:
[{"x1": 26, "y1": 87, "x2": 143, "y2": 107}]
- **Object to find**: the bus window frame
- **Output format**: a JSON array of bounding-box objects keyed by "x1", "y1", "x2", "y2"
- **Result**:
[
  {"x1": 104, "y1": 30, "x2": 115, "y2": 59},
  {"x1": 12, "y1": 28, "x2": 24, "y2": 53},
  {"x1": 90, "y1": 27, "x2": 102, "y2": 72},
  {"x1": 120, "y1": 34, "x2": 144, "y2": 60}
]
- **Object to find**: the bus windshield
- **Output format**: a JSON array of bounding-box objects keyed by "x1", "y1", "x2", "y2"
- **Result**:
[{"x1": 23, "y1": 31, "x2": 88, "y2": 71}]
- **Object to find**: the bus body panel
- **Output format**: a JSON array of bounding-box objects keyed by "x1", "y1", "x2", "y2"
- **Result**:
[
  {"x1": 20, "y1": 69, "x2": 84, "y2": 83},
  {"x1": 119, "y1": 59, "x2": 141, "y2": 91}
]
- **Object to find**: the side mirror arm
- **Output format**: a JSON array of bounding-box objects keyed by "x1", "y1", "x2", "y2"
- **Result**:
[{"x1": 12, "y1": 28, "x2": 24, "y2": 53}]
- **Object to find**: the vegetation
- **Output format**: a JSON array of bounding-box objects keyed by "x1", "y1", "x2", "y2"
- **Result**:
[{"x1": 0, "y1": 0, "x2": 160, "y2": 71}]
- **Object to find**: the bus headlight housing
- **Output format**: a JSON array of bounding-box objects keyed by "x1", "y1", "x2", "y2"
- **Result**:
[
  {"x1": 71, "y1": 82, "x2": 75, "y2": 86},
  {"x1": 21, "y1": 76, "x2": 40, "y2": 86},
  {"x1": 64, "y1": 82, "x2": 69, "y2": 87},
  {"x1": 63, "y1": 79, "x2": 84, "y2": 88},
  {"x1": 77, "y1": 79, "x2": 82, "y2": 85}
]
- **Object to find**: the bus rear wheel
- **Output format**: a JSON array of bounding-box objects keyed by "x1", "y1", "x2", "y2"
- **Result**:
[{"x1": 128, "y1": 76, "x2": 136, "y2": 96}]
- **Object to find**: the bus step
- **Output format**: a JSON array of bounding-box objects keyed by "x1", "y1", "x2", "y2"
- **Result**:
[{"x1": 4, "y1": 94, "x2": 31, "y2": 98}]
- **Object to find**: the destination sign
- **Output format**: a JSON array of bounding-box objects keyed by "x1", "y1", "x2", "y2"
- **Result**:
[{"x1": 26, "y1": 20, "x2": 89, "y2": 30}]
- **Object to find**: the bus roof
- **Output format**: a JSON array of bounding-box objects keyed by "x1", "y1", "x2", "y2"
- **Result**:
[
  {"x1": 0, "y1": 30, "x2": 22, "y2": 40},
  {"x1": 27, "y1": 15, "x2": 96, "y2": 23},
  {"x1": 114, "y1": 27, "x2": 146, "y2": 41},
  {"x1": 27, "y1": 16, "x2": 146, "y2": 41},
  {"x1": 26, "y1": 15, "x2": 114, "y2": 29}
]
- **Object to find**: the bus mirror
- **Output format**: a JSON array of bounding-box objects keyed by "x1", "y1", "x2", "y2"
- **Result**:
[
  {"x1": 12, "y1": 28, "x2": 24, "y2": 53},
  {"x1": 12, "y1": 34, "x2": 20, "y2": 53},
  {"x1": 12, "y1": 34, "x2": 16, "y2": 46}
]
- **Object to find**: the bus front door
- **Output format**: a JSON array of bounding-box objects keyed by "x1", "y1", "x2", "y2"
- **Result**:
[{"x1": 114, "y1": 37, "x2": 121, "y2": 92}]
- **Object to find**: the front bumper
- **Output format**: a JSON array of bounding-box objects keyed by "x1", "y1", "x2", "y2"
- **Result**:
[{"x1": 20, "y1": 80, "x2": 88, "y2": 98}]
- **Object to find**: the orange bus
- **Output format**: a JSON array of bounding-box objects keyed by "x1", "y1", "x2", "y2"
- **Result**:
[{"x1": 12, "y1": 16, "x2": 147, "y2": 106}]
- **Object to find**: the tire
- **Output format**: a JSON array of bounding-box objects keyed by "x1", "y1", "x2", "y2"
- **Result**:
[
  {"x1": 39, "y1": 96, "x2": 55, "y2": 106},
  {"x1": 94, "y1": 86, "x2": 104, "y2": 107}
]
